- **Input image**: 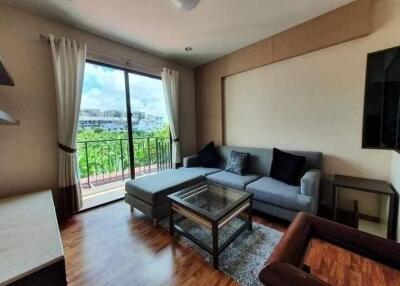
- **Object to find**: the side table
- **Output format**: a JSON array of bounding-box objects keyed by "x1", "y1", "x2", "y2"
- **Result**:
[{"x1": 331, "y1": 174, "x2": 397, "y2": 240}]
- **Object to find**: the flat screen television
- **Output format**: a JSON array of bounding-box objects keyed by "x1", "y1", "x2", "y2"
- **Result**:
[{"x1": 363, "y1": 46, "x2": 400, "y2": 152}]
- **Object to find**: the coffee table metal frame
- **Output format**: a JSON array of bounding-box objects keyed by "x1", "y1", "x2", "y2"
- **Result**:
[{"x1": 167, "y1": 181, "x2": 253, "y2": 268}]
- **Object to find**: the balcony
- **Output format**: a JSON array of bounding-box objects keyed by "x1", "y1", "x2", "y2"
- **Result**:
[{"x1": 77, "y1": 137, "x2": 171, "y2": 207}]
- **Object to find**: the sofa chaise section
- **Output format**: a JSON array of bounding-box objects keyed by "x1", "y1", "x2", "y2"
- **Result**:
[
  {"x1": 179, "y1": 166, "x2": 223, "y2": 177},
  {"x1": 125, "y1": 169, "x2": 204, "y2": 224}
]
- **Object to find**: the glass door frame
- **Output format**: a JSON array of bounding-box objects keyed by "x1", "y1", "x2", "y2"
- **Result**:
[{"x1": 85, "y1": 59, "x2": 168, "y2": 180}]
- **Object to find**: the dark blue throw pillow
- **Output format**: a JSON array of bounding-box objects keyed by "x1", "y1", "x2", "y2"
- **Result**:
[
  {"x1": 198, "y1": 141, "x2": 219, "y2": 167},
  {"x1": 225, "y1": 151, "x2": 250, "y2": 176},
  {"x1": 270, "y1": 148, "x2": 306, "y2": 186}
]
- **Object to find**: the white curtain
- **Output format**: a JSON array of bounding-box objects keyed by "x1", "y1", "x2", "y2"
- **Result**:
[
  {"x1": 161, "y1": 68, "x2": 181, "y2": 166},
  {"x1": 49, "y1": 34, "x2": 86, "y2": 217}
]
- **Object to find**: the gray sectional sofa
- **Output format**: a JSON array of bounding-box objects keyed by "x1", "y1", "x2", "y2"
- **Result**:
[{"x1": 125, "y1": 145, "x2": 322, "y2": 224}]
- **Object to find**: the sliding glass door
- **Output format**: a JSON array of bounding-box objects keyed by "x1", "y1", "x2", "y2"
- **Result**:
[
  {"x1": 77, "y1": 61, "x2": 171, "y2": 196},
  {"x1": 128, "y1": 72, "x2": 171, "y2": 178},
  {"x1": 78, "y1": 62, "x2": 130, "y2": 193}
]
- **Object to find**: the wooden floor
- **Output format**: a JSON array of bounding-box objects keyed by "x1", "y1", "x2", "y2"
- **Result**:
[{"x1": 60, "y1": 201, "x2": 400, "y2": 286}]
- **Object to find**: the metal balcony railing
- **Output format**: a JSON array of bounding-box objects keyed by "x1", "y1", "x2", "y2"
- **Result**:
[{"x1": 77, "y1": 137, "x2": 171, "y2": 190}]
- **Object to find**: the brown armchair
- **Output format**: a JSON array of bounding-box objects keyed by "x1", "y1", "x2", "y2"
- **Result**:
[{"x1": 259, "y1": 212, "x2": 400, "y2": 286}]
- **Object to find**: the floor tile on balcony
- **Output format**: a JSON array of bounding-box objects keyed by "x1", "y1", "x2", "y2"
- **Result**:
[{"x1": 81, "y1": 186, "x2": 125, "y2": 210}]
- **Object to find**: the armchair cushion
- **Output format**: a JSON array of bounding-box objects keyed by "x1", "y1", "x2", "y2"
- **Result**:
[
  {"x1": 260, "y1": 212, "x2": 400, "y2": 285},
  {"x1": 259, "y1": 263, "x2": 329, "y2": 286}
]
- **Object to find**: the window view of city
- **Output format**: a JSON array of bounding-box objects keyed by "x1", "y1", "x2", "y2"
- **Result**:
[
  {"x1": 77, "y1": 62, "x2": 171, "y2": 194},
  {"x1": 78, "y1": 109, "x2": 165, "y2": 133}
]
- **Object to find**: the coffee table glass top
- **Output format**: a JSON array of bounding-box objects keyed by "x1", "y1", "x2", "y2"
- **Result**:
[{"x1": 168, "y1": 181, "x2": 251, "y2": 219}]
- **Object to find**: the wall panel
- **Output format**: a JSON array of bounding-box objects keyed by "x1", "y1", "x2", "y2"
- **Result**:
[{"x1": 195, "y1": 0, "x2": 373, "y2": 147}]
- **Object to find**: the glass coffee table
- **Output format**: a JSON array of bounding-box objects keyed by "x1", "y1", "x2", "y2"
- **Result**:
[{"x1": 167, "y1": 181, "x2": 253, "y2": 268}]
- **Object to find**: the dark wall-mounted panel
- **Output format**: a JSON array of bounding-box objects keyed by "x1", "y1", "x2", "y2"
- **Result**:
[
  {"x1": 363, "y1": 46, "x2": 400, "y2": 151},
  {"x1": 0, "y1": 58, "x2": 14, "y2": 86}
]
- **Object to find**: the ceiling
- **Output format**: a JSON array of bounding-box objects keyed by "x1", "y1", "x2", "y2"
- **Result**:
[{"x1": 2, "y1": 0, "x2": 354, "y2": 67}]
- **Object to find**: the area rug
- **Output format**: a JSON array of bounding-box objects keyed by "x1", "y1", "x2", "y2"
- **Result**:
[{"x1": 162, "y1": 218, "x2": 283, "y2": 286}]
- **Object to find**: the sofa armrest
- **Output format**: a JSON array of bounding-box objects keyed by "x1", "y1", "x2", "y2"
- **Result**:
[
  {"x1": 259, "y1": 263, "x2": 329, "y2": 286},
  {"x1": 266, "y1": 212, "x2": 313, "y2": 267},
  {"x1": 183, "y1": 155, "x2": 201, "y2": 167},
  {"x1": 300, "y1": 169, "x2": 321, "y2": 197}
]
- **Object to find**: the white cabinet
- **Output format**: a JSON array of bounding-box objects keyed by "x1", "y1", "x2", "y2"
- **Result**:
[{"x1": 0, "y1": 191, "x2": 66, "y2": 285}]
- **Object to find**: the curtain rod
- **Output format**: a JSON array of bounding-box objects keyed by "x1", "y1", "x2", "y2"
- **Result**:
[{"x1": 39, "y1": 34, "x2": 164, "y2": 72}]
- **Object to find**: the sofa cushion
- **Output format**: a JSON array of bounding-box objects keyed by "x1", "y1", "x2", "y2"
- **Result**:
[
  {"x1": 270, "y1": 148, "x2": 306, "y2": 186},
  {"x1": 206, "y1": 171, "x2": 260, "y2": 190},
  {"x1": 216, "y1": 146, "x2": 322, "y2": 176},
  {"x1": 179, "y1": 167, "x2": 222, "y2": 177},
  {"x1": 225, "y1": 151, "x2": 250, "y2": 175},
  {"x1": 125, "y1": 169, "x2": 204, "y2": 205},
  {"x1": 183, "y1": 155, "x2": 201, "y2": 168},
  {"x1": 198, "y1": 141, "x2": 219, "y2": 167},
  {"x1": 246, "y1": 177, "x2": 314, "y2": 212}
]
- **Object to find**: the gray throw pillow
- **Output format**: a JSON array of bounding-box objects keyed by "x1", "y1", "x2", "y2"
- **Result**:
[{"x1": 225, "y1": 151, "x2": 250, "y2": 176}]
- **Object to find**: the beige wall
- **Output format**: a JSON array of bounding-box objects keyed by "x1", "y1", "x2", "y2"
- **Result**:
[
  {"x1": 223, "y1": 0, "x2": 400, "y2": 217},
  {"x1": 0, "y1": 4, "x2": 196, "y2": 211},
  {"x1": 195, "y1": 0, "x2": 372, "y2": 147},
  {"x1": 392, "y1": 151, "x2": 400, "y2": 194},
  {"x1": 391, "y1": 151, "x2": 400, "y2": 194},
  {"x1": 391, "y1": 151, "x2": 400, "y2": 242},
  {"x1": 224, "y1": 48, "x2": 392, "y2": 179},
  {"x1": 224, "y1": 0, "x2": 397, "y2": 179}
]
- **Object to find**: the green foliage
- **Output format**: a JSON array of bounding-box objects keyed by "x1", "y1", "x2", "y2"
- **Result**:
[{"x1": 77, "y1": 125, "x2": 171, "y2": 181}]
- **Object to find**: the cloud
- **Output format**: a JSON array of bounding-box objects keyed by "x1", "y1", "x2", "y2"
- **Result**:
[{"x1": 81, "y1": 63, "x2": 167, "y2": 120}]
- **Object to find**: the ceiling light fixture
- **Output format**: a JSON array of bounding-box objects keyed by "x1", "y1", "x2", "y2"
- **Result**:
[{"x1": 170, "y1": 0, "x2": 200, "y2": 11}]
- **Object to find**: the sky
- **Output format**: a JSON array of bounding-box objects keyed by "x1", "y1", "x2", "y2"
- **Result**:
[{"x1": 81, "y1": 62, "x2": 168, "y2": 120}]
